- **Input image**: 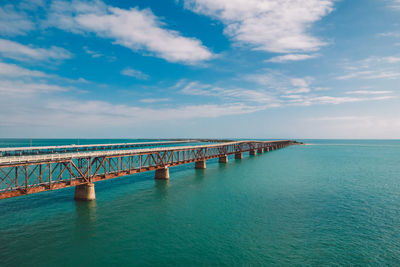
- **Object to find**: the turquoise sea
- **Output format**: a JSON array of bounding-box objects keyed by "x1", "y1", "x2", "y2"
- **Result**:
[{"x1": 1, "y1": 139, "x2": 400, "y2": 266}]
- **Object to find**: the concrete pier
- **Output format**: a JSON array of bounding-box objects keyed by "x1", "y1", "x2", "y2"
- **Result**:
[
  {"x1": 195, "y1": 160, "x2": 206, "y2": 169},
  {"x1": 235, "y1": 152, "x2": 243, "y2": 159},
  {"x1": 74, "y1": 183, "x2": 96, "y2": 201},
  {"x1": 257, "y1": 148, "x2": 264, "y2": 153},
  {"x1": 155, "y1": 167, "x2": 170, "y2": 180},
  {"x1": 219, "y1": 155, "x2": 228, "y2": 163},
  {"x1": 249, "y1": 150, "x2": 257, "y2": 156},
  {"x1": 0, "y1": 140, "x2": 295, "y2": 200}
]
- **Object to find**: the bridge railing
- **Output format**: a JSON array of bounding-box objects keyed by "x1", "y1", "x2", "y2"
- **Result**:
[{"x1": 0, "y1": 140, "x2": 293, "y2": 199}]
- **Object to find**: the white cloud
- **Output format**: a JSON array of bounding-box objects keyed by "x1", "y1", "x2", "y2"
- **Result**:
[
  {"x1": 0, "y1": 80, "x2": 68, "y2": 95},
  {"x1": 337, "y1": 56, "x2": 400, "y2": 80},
  {"x1": 47, "y1": 0, "x2": 213, "y2": 64},
  {"x1": 288, "y1": 95, "x2": 396, "y2": 106},
  {"x1": 46, "y1": 100, "x2": 263, "y2": 121},
  {"x1": 308, "y1": 116, "x2": 375, "y2": 122},
  {"x1": 346, "y1": 90, "x2": 393, "y2": 95},
  {"x1": 0, "y1": 39, "x2": 72, "y2": 62},
  {"x1": 183, "y1": 0, "x2": 334, "y2": 53},
  {"x1": 385, "y1": 56, "x2": 400, "y2": 63},
  {"x1": 245, "y1": 70, "x2": 314, "y2": 94},
  {"x1": 83, "y1": 46, "x2": 103, "y2": 58},
  {"x1": 311, "y1": 95, "x2": 395, "y2": 104},
  {"x1": 0, "y1": 97, "x2": 266, "y2": 133},
  {"x1": 0, "y1": 62, "x2": 48, "y2": 78},
  {"x1": 179, "y1": 80, "x2": 279, "y2": 105},
  {"x1": 0, "y1": 62, "x2": 85, "y2": 96},
  {"x1": 178, "y1": 70, "x2": 395, "y2": 110},
  {"x1": 337, "y1": 70, "x2": 400, "y2": 80},
  {"x1": 19, "y1": 0, "x2": 47, "y2": 11},
  {"x1": 390, "y1": 0, "x2": 400, "y2": 9},
  {"x1": 121, "y1": 67, "x2": 149, "y2": 80},
  {"x1": 140, "y1": 98, "x2": 170, "y2": 103},
  {"x1": 378, "y1": 32, "x2": 400, "y2": 38},
  {"x1": 266, "y1": 54, "x2": 318, "y2": 63},
  {"x1": 0, "y1": 5, "x2": 34, "y2": 36}
]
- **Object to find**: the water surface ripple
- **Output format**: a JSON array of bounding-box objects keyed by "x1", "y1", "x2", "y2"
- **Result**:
[{"x1": 1, "y1": 140, "x2": 400, "y2": 266}]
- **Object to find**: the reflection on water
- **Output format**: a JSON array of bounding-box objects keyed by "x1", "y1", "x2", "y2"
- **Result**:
[
  {"x1": 74, "y1": 200, "x2": 97, "y2": 239},
  {"x1": 194, "y1": 168, "x2": 207, "y2": 184},
  {"x1": 3, "y1": 140, "x2": 400, "y2": 266},
  {"x1": 154, "y1": 179, "x2": 169, "y2": 200}
]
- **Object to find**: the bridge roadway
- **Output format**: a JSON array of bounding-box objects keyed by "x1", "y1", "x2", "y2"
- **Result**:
[
  {"x1": 0, "y1": 139, "x2": 215, "y2": 157},
  {"x1": 0, "y1": 140, "x2": 295, "y2": 200}
]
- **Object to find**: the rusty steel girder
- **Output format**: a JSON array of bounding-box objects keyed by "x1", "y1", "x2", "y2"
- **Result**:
[{"x1": 0, "y1": 140, "x2": 294, "y2": 199}]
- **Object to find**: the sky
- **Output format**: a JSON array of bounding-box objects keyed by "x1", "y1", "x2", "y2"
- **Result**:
[{"x1": 0, "y1": 0, "x2": 399, "y2": 139}]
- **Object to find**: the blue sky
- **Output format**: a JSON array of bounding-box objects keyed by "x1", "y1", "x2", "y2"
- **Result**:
[{"x1": 0, "y1": 0, "x2": 399, "y2": 139}]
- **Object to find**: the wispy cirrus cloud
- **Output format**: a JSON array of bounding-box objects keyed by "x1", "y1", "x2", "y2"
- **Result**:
[
  {"x1": 140, "y1": 98, "x2": 170, "y2": 103},
  {"x1": 0, "y1": 61, "x2": 88, "y2": 96},
  {"x1": 0, "y1": 39, "x2": 72, "y2": 62},
  {"x1": 389, "y1": 0, "x2": 400, "y2": 9},
  {"x1": 0, "y1": 5, "x2": 34, "y2": 36},
  {"x1": 266, "y1": 54, "x2": 318, "y2": 63},
  {"x1": 179, "y1": 80, "x2": 280, "y2": 105},
  {"x1": 337, "y1": 70, "x2": 400, "y2": 80},
  {"x1": 0, "y1": 97, "x2": 266, "y2": 135},
  {"x1": 121, "y1": 67, "x2": 149, "y2": 80},
  {"x1": 245, "y1": 70, "x2": 314, "y2": 94},
  {"x1": 183, "y1": 0, "x2": 334, "y2": 53},
  {"x1": 345, "y1": 90, "x2": 393, "y2": 95},
  {"x1": 83, "y1": 46, "x2": 103, "y2": 58},
  {"x1": 46, "y1": 0, "x2": 214, "y2": 64},
  {"x1": 378, "y1": 32, "x2": 400, "y2": 38},
  {"x1": 177, "y1": 72, "x2": 396, "y2": 110},
  {"x1": 0, "y1": 62, "x2": 48, "y2": 78},
  {"x1": 337, "y1": 56, "x2": 400, "y2": 80},
  {"x1": 46, "y1": 100, "x2": 263, "y2": 121},
  {"x1": 0, "y1": 80, "x2": 68, "y2": 95},
  {"x1": 298, "y1": 95, "x2": 395, "y2": 105}
]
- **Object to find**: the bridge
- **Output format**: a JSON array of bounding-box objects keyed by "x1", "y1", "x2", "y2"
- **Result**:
[{"x1": 0, "y1": 140, "x2": 296, "y2": 200}]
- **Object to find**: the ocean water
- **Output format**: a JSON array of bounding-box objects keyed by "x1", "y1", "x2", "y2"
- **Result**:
[{"x1": 1, "y1": 139, "x2": 400, "y2": 266}]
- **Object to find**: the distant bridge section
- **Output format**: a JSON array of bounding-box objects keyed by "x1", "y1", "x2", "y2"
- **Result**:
[
  {"x1": 0, "y1": 140, "x2": 296, "y2": 200},
  {"x1": 0, "y1": 139, "x2": 221, "y2": 157}
]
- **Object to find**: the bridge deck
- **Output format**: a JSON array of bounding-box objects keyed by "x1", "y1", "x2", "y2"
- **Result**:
[
  {"x1": 0, "y1": 139, "x2": 209, "y2": 156},
  {"x1": 0, "y1": 140, "x2": 286, "y2": 165},
  {"x1": 0, "y1": 139, "x2": 294, "y2": 199}
]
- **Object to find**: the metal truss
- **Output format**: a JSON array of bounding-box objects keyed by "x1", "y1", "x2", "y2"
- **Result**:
[{"x1": 0, "y1": 140, "x2": 293, "y2": 199}]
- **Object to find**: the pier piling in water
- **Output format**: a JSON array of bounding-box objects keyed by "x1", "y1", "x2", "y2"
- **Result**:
[
  {"x1": 195, "y1": 160, "x2": 206, "y2": 169},
  {"x1": 219, "y1": 155, "x2": 228, "y2": 163},
  {"x1": 74, "y1": 183, "x2": 96, "y2": 201},
  {"x1": 0, "y1": 140, "x2": 296, "y2": 200},
  {"x1": 155, "y1": 167, "x2": 170, "y2": 180},
  {"x1": 235, "y1": 152, "x2": 243, "y2": 159}
]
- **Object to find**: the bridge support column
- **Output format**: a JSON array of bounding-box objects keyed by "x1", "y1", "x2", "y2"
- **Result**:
[
  {"x1": 195, "y1": 160, "x2": 206, "y2": 169},
  {"x1": 155, "y1": 167, "x2": 170, "y2": 180},
  {"x1": 235, "y1": 152, "x2": 243, "y2": 159},
  {"x1": 257, "y1": 148, "x2": 264, "y2": 153},
  {"x1": 74, "y1": 183, "x2": 96, "y2": 201},
  {"x1": 250, "y1": 150, "x2": 257, "y2": 156},
  {"x1": 219, "y1": 155, "x2": 228, "y2": 163}
]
